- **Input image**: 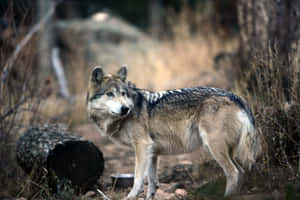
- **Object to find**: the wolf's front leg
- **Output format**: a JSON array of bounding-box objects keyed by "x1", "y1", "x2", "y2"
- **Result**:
[
  {"x1": 126, "y1": 143, "x2": 148, "y2": 199},
  {"x1": 146, "y1": 155, "x2": 158, "y2": 200}
]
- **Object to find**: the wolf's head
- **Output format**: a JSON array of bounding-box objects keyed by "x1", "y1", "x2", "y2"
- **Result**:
[{"x1": 87, "y1": 66, "x2": 134, "y2": 120}]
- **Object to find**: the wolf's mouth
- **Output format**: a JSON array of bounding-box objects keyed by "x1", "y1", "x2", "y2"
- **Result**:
[
  {"x1": 91, "y1": 107, "x2": 130, "y2": 117},
  {"x1": 111, "y1": 111, "x2": 121, "y2": 116},
  {"x1": 111, "y1": 109, "x2": 131, "y2": 117},
  {"x1": 110, "y1": 112, "x2": 129, "y2": 117}
]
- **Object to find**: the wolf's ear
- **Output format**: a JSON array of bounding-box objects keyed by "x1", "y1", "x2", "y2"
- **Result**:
[
  {"x1": 91, "y1": 66, "x2": 104, "y2": 84},
  {"x1": 117, "y1": 66, "x2": 127, "y2": 81}
]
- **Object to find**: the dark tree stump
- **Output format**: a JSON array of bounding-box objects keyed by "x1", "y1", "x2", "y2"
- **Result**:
[{"x1": 16, "y1": 124, "x2": 104, "y2": 191}]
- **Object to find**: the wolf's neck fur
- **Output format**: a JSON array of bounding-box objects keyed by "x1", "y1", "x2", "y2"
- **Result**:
[
  {"x1": 93, "y1": 115, "x2": 122, "y2": 135},
  {"x1": 137, "y1": 89, "x2": 168, "y2": 104},
  {"x1": 93, "y1": 114, "x2": 134, "y2": 146}
]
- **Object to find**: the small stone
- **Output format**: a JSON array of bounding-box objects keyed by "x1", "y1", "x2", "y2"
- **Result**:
[
  {"x1": 166, "y1": 182, "x2": 183, "y2": 193},
  {"x1": 179, "y1": 160, "x2": 192, "y2": 165},
  {"x1": 272, "y1": 190, "x2": 281, "y2": 200},
  {"x1": 156, "y1": 188, "x2": 176, "y2": 200},
  {"x1": 16, "y1": 198, "x2": 27, "y2": 200},
  {"x1": 175, "y1": 188, "x2": 187, "y2": 197}
]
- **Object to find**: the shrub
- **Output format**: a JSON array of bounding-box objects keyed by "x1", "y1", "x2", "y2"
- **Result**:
[{"x1": 236, "y1": 44, "x2": 300, "y2": 189}]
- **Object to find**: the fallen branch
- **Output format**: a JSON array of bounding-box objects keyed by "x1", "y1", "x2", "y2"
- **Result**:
[
  {"x1": 96, "y1": 188, "x2": 111, "y2": 200},
  {"x1": 0, "y1": 96, "x2": 26, "y2": 121},
  {"x1": 0, "y1": 0, "x2": 59, "y2": 83},
  {"x1": 16, "y1": 124, "x2": 104, "y2": 192},
  {"x1": 51, "y1": 47, "x2": 70, "y2": 99}
]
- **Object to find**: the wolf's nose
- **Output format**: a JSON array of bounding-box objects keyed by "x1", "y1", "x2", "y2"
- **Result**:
[{"x1": 121, "y1": 106, "x2": 129, "y2": 116}]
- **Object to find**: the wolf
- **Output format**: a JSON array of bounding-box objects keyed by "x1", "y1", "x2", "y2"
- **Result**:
[{"x1": 86, "y1": 66, "x2": 262, "y2": 200}]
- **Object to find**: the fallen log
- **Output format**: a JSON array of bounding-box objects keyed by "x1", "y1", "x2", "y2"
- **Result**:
[{"x1": 16, "y1": 124, "x2": 104, "y2": 192}]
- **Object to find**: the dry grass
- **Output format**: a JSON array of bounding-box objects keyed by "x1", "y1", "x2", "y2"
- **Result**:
[
  {"x1": 124, "y1": 5, "x2": 237, "y2": 91},
  {"x1": 0, "y1": 29, "x2": 40, "y2": 198},
  {"x1": 235, "y1": 45, "x2": 300, "y2": 191},
  {"x1": 126, "y1": 33, "x2": 237, "y2": 91}
]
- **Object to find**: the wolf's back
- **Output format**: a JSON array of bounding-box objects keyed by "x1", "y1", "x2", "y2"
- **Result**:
[
  {"x1": 138, "y1": 87, "x2": 255, "y2": 123},
  {"x1": 137, "y1": 87, "x2": 261, "y2": 168}
]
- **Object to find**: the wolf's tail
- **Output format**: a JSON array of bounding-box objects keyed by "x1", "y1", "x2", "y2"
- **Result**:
[{"x1": 236, "y1": 110, "x2": 262, "y2": 170}]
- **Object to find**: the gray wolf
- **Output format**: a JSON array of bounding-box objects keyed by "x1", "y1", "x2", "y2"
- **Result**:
[{"x1": 86, "y1": 66, "x2": 262, "y2": 199}]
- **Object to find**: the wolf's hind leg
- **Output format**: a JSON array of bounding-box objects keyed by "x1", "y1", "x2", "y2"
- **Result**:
[
  {"x1": 146, "y1": 155, "x2": 158, "y2": 200},
  {"x1": 232, "y1": 158, "x2": 245, "y2": 191},
  {"x1": 206, "y1": 141, "x2": 241, "y2": 197}
]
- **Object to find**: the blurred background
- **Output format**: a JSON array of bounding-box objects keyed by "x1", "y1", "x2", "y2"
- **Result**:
[{"x1": 0, "y1": 0, "x2": 299, "y2": 199}]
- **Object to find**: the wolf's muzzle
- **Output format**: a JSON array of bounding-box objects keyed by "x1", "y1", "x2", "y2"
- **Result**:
[{"x1": 121, "y1": 105, "x2": 130, "y2": 116}]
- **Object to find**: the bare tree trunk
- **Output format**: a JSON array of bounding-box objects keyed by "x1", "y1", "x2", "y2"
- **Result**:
[
  {"x1": 38, "y1": 0, "x2": 54, "y2": 82},
  {"x1": 1, "y1": 1, "x2": 57, "y2": 84},
  {"x1": 149, "y1": 0, "x2": 164, "y2": 38},
  {"x1": 51, "y1": 47, "x2": 71, "y2": 99},
  {"x1": 237, "y1": 0, "x2": 300, "y2": 67}
]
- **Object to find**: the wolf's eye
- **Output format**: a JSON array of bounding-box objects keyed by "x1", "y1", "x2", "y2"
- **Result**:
[{"x1": 106, "y1": 92, "x2": 114, "y2": 97}]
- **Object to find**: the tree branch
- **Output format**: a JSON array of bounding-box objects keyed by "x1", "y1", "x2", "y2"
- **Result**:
[{"x1": 1, "y1": 1, "x2": 60, "y2": 83}]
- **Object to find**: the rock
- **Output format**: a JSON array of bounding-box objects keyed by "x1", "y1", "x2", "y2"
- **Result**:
[
  {"x1": 159, "y1": 164, "x2": 193, "y2": 184},
  {"x1": 175, "y1": 188, "x2": 188, "y2": 197},
  {"x1": 272, "y1": 190, "x2": 281, "y2": 200},
  {"x1": 54, "y1": 12, "x2": 156, "y2": 72},
  {"x1": 165, "y1": 182, "x2": 185, "y2": 193},
  {"x1": 155, "y1": 189, "x2": 176, "y2": 200}
]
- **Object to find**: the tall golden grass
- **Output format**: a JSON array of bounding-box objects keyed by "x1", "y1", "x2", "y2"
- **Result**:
[{"x1": 235, "y1": 45, "x2": 300, "y2": 191}]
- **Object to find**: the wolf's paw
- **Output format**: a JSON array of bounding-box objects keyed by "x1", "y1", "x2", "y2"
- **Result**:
[
  {"x1": 122, "y1": 197, "x2": 139, "y2": 200},
  {"x1": 145, "y1": 192, "x2": 155, "y2": 200},
  {"x1": 126, "y1": 188, "x2": 144, "y2": 199}
]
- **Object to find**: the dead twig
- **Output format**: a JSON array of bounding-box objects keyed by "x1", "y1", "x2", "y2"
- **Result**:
[
  {"x1": 96, "y1": 188, "x2": 111, "y2": 200},
  {"x1": 0, "y1": 0, "x2": 60, "y2": 84},
  {"x1": 51, "y1": 47, "x2": 70, "y2": 99},
  {"x1": 0, "y1": 96, "x2": 27, "y2": 121}
]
